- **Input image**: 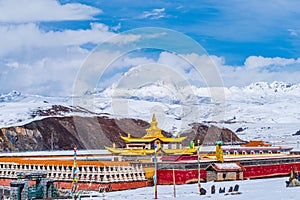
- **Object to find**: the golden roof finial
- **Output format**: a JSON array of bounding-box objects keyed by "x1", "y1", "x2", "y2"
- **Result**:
[
  {"x1": 144, "y1": 114, "x2": 163, "y2": 138},
  {"x1": 151, "y1": 114, "x2": 158, "y2": 128},
  {"x1": 152, "y1": 114, "x2": 156, "y2": 122}
]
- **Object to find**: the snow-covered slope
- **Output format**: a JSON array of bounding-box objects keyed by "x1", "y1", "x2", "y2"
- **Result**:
[
  {"x1": 0, "y1": 93, "x2": 93, "y2": 128},
  {"x1": 89, "y1": 177, "x2": 298, "y2": 200},
  {"x1": 1, "y1": 81, "x2": 300, "y2": 146}
]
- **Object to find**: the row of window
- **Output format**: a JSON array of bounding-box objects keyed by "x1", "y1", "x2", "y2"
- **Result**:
[
  {"x1": 0, "y1": 170, "x2": 145, "y2": 182},
  {"x1": 0, "y1": 163, "x2": 136, "y2": 172},
  {"x1": 224, "y1": 150, "x2": 290, "y2": 155},
  {"x1": 126, "y1": 143, "x2": 182, "y2": 150}
]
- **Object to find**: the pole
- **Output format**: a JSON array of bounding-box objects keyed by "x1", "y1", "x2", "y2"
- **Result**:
[
  {"x1": 197, "y1": 146, "x2": 201, "y2": 194},
  {"x1": 51, "y1": 132, "x2": 53, "y2": 151},
  {"x1": 154, "y1": 148, "x2": 158, "y2": 199},
  {"x1": 173, "y1": 168, "x2": 176, "y2": 198},
  {"x1": 71, "y1": 146, "x2": 79, "y2": 200}
]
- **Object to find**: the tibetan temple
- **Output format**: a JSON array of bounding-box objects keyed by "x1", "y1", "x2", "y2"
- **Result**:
[{"x1": 105, "y1": 114, "x2": 197, "y2": 155}]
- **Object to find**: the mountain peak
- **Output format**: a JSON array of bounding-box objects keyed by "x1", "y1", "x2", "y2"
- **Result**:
[
  {"x1": 0, "y1": 90, "x2": 21, "y2": 102},
  {"x1": 244, "y1": 81, "x2": 298, "y2": 94}
]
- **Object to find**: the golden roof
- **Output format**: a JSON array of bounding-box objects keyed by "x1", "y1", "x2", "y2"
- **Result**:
[
  {"x1": 105, "y1": 146, "x2": 196, "y2": 156},
  {"x1": 144, "y1": 114, "x2": 164, "y2": 138},
  {"x1": 122, "y1": 114, "x2": 186, "y2": 143},
  {"x1": 121, "y1": 136, "x2": 186, "y2": 143},
  {"x1": 105, "y1": 114, "x2": 192, "y2": 156}
]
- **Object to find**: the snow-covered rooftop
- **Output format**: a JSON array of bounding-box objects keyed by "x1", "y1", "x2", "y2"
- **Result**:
[{"x1": 214, "y1": 163, "x2": 242, "y2": 170}]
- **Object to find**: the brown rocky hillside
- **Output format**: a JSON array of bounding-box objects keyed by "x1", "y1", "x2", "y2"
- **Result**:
[
  {"x1": 0, "y1": 116, "x2": 245, "y2": 152},
  {"x1": 181, "y1": 122, "x2": 246, "y2": 146}
]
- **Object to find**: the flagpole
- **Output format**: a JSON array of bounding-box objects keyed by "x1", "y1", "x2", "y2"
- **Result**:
[
  {"x1": 71, "y1": 146, "x2": 79, "y2": 200},
  {"x1": 154, "y1": 142, "x2": 158, "y2": 199},
  {"x1": 173, "y1": 168, "x2": 176, "y2": 198},
  {"x1": 197, "y1": 145, "x2": 201, "y2": 194}
]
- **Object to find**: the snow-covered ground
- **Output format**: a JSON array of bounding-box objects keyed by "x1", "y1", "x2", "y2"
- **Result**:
[{"x1": 78, "y1": 177, "x2": 299, "y2": 200}]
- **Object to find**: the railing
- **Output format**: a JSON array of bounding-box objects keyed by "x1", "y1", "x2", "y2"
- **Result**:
[{"x1": 0, "y1": 162, "x2": 146, "y2": 183}]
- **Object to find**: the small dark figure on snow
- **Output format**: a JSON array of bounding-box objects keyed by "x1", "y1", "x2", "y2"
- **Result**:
[
  {"x1": 211, "y1": 185, "x2": 215, "y2": 194},
  {"x1": 219, "y1": 187, "x2": 225, "y2": 193},
  {"x1": 228, "y1": 186, "x2": 233, "y2": 192},
  {"x1": 286, "y1": 180, "x2": 291, "y2": 187},
  {"x1": 234, "y1": 184, "x2": 239, "y2": 192},
  {"x1": 200, "y1": 188, "x2": 206, "y2": 195}
]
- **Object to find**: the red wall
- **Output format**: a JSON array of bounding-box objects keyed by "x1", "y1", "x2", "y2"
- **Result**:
[
  {"x1": 0, "y1": 178, "x2": 147, "y2": 192},
  {"x1": 156, "y1": 162, "x2": 300, "y2": 185},
  {"x1": 157, "y1": 169, "x2": 206, "y2": 185},
  {"x1": 3, "y1": 162, "x2": 300, "y2": 189},
  {"x1": 57, "y1": 181, "x2": 147, "y2": 191},
  {"x1": 243, "y1": 162, "x2": 300, "y2": 179}
]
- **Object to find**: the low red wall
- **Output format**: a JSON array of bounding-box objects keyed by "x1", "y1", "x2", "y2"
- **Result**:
[
  {"x1": 56, "y1": 181, "x2": 147, "y2": 191},
  {"x1": 0, "y1": 178, "x2": 147, "y2": 192},
  {"x1": 157, "y1": 169, "x2": 206, "y2": 185},
  {"x1": 156, "y1": 162, "x2": 300, "y2": 185},
  {"x1": 0, "y1": 178, "x2": 11, "y2": 186},
  {"x1": 243, "y1": 162, "x2": 300, "y2": 179},
  {"x1": 2, "y1": 162, "x2": 300, "y2": 189}
]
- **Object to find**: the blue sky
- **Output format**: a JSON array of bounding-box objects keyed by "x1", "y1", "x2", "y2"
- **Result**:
[
  {"x1": 57, "y1": 0, "x2": 300, "y2": 64},
  {"x1": 1, "y1": 0, "x2": 300, "y2": 95}
]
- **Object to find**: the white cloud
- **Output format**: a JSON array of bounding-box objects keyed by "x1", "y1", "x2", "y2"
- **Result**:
[
  {"x1": 2, "y1": 41, "x2": 300, "y2": 96},
  {"x1": 288, "y1": 29, "x2": 298, "y2": 37},
  {"x1": 0, "y1": 21, "x2": 117, "y2": 95},
  {"x1": 0, "y1": 21, "x2": 163, "y2": 96},
  {"x1": 1, "y1": 47, "x2": 87, "y2": 95},
  {"x1": 0, "y1": 23, "x2": 115, "y2": 57},
  {"x1": 220, "y1": 55, "x2": 300, "y2": 87},
  {"x1": 0, "y1": 0, "x2": 102, "y2": 22},
  {"x1": 220, "y1": 65, "x2": 300, "y2": 87},
  {"x1": 244, "y1": 56, "x2": 300, "y2": 69},
  {"x1": 157, "y1": 52, "x2": 190, "y2": 71},
  {"x1": 140, "y1": 8, "x2": 166, "y2": 20},
  {"x1": 1, "y1": 14, "x2": 299, "y2": 96},
  {"x1": 146, "y1": 52, "x2": 300, "y2": 88},
  {"x1": 103, "y1": 52, "x2": 225, "y2": 90}
]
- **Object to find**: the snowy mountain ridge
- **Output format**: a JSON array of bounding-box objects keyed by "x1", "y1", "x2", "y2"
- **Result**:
[
  {"x1": 1, "y1": 81, "x2": 300, "y2": 147},
  {"x1": 1, "y1": 81, "x2": 299, "y2": 104},
  {"x1": 242, "y1": 81, "x2": 300, "y2": 96},
  {"x1": 93, "y1": 81, "x2": 300, "y2": 106},
  {"x1": 0, "y1": 90, "x2": 21, "y2": 102}
]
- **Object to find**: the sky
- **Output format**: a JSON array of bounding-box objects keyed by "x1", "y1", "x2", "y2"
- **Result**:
[{"x1": 1, "y1": 0, "x2": 300, "y2": 96}]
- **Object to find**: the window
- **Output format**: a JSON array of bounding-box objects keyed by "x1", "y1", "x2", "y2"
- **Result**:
[{"x1": 223, "y1": 173, "x2": 227, "y2": 179}]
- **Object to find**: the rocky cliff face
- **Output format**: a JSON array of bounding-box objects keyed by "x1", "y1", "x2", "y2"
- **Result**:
[
  {"x1": 0, "y1": 116, "x2": 172, "y2": 152},
  {"x1": 0, "y1": 116, "x2": 244, "y2": 152},
  {"x1": 181, "y1": 122, "x2": 246, "y2": 146}
]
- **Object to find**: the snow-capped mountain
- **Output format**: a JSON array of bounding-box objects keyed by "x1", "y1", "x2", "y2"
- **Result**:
[
  {"x1": 0, "y1": 90, "x2": 21, "y2": 102},
  {"x1": 0, "y1": 92, "x2": 93, "y2": 128},
  {"x1": 1, "y1": 81, "x2": 300, "y2": 147}
]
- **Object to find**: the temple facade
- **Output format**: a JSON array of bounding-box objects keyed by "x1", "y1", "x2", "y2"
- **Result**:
[{"x1": 105, "y1": 114, "x2": 197, "y2": 156}]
